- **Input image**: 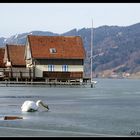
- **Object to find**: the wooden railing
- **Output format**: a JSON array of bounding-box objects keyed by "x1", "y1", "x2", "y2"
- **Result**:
[
  {"x1": 0, "y1": 68, "x2": 33, "y2": 79},
  {"x1": 43, "y1": 71, "x2": 83, "y2": 79}
]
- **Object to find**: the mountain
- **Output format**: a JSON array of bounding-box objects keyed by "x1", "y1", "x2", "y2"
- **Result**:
[
  {"x1": 0, "y1": 31, "x2": 59, "y2": 47},
  {"x1": 1, "y1": 23, "x2": 140, "y2": 78}
]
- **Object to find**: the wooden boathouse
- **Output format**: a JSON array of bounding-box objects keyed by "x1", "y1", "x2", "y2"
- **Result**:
[
  {"x1": 2, "y1": 44, "x2": 33, "y2": 81},
  {"x1": 24, "y1": 35, "x2": 86, "y2": 83}
]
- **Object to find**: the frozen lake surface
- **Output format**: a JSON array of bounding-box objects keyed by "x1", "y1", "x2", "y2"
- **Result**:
[{"x1": 0, "y1": 78, "x2": 140, "y2": 137}]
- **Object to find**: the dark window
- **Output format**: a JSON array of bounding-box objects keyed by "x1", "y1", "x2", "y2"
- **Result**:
[{"x1": 50, "y1": 48, "x2": 57, "y2": 53}]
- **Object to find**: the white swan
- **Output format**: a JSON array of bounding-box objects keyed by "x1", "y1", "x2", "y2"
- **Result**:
[{"x1": 21, "y1": 100, "x2": 49, "y2": 112}]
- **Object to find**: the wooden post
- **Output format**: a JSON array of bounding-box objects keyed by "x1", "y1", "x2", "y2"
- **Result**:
[
  {"x1": 20, "y1": 71, "x2": 22, "y2": 80},
  {"x1": 10, "y1": 67, "x2": 13, "y2": 79},
  {"x1": 16, "y1": 77, "x2": 18, "y2": 82},
  {"x1": 29, "y1": 68, "x2": 31, "y2": 80}
]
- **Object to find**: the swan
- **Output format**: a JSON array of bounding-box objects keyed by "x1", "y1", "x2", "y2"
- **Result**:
[{"x1": 21, "y1": 100, "x2": 49, "y2": 112}]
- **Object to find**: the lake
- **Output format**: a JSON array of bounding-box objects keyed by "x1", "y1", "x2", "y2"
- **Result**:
[{"x1": 0, "y1": 78, "x2": 140, "y2": 137}]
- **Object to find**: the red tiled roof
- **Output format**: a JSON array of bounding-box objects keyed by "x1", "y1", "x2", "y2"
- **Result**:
[
  {"x1": 27, "y1": 35, "x2": 86, "y2": 59},
  {"x1": 6, "y1": 44, "x2": 26, "y2": 66},
  {"x1": 0, "y1": 48, "x2": 5, "y2": 68}
]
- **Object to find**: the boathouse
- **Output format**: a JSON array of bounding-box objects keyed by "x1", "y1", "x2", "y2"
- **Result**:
[
  {"x1": 3, "y1": 44, "x2": 31, "y2": 80},
  {"x1": 24, "y1": 35, "x2": 86, "y2": 82}
]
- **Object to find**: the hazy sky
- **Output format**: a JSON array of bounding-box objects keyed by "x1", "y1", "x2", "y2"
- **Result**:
[{"x1": 0, "y1": 3, "x2": 140, "y2": 37}]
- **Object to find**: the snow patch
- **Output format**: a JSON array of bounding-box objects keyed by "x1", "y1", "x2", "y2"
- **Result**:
[
  {"x1": 4, "y1": 38, "x2": 7, "y2": 42},
  {"x1": 14, "y1": 34, "x2": 18, "y2": 39}
]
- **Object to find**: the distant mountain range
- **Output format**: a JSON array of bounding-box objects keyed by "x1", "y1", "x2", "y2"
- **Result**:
[{"x1": 1, "y1": 22, "x2": 140, "y2": 78}]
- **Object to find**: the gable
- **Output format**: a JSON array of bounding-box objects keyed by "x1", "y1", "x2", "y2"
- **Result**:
[{"x1": 25, "y1": 38, "x2": 32, "y2": 60}]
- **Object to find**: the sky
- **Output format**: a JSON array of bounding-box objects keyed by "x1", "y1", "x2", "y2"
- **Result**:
[{"x1": 0, "y1": 3, "x2": 140, "y2": 37}]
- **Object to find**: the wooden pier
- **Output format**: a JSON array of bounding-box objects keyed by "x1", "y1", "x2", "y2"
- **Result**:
[{"x1": 0, "y1": 80, "x2": 96, "y2": 88}]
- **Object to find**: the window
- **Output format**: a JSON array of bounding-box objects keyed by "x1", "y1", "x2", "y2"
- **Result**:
[
  {"x1": 62, "y1": 65, "x2": 68, "y2": 72},
  {"x1": 48, "y1": 65, "x2": 54, "y2": 71},
  {"x1": 50, "y1": 48, "x2": 57, "y2": 53}
]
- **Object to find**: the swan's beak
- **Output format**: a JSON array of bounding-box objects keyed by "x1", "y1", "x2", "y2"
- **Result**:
[
  {"x1": 44, "y1": 104, "x2": 49, "y2": 110},
  {"x1": 40, "y1": 102, "x2": 49, "y2": 110},
  {"x1": 44, "y1": 105, "x2": 49, "y2": 110},
  {"x1": 47, "y1": 106, "x2": 49, "y2": 110}
]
